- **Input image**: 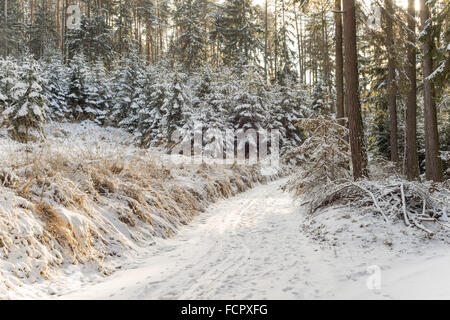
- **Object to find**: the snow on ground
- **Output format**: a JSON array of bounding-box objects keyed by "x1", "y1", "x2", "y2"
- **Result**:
[
  {"x1": 1, "y1": 122, "x2": 448, "y2": 300},
  {"x1": 0, "y1": 121, "x2": 277, "y2": 299},
  {"x1": 15, "y1": 178, "x2": 447, "y2": 300}
]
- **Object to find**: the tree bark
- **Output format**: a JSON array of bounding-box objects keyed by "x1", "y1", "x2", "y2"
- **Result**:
[
  {"x1": 30, "y1": 0, "x2": 34, "y2": 24},
  {"x1": 56, "y1": 0, "x2": 61, "y2": 51},
  {"x1": 420, "y1": 0, "x2": 443, "y2": 181},
  {"x1": 405, "y1": 0, "x2": 420, "y2": 180},
  {"x1": 264, "y1": 0, "x2": 268, "y2": 83},
  {"x1": 3, "y1": 0, "x2": 7, "y2": 56},
  {"x1": 343, "y1": 0, "x2": 368, "y2": 180},
  {"x1": 295, "y1": 7, "x2": 301, "y2": 83},
  {"x1": 335, "y1": 0, "x2": 344, "y2": 120},
  {"x1": 385, "y1": 0, "x2": 399, "y2": 163}
]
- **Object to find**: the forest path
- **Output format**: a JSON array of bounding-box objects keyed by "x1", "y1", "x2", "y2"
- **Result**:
[
  {"x1": 58, "y1": 178, "x2": 338, "y2": 299},
  {"x1": 56, "y1": 178, "x2": 450, "y2": 300}
]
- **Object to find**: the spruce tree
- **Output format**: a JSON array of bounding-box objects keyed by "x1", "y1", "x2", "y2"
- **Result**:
[
  {"x1": 139, "y1": 75, "x2": 169, "y2": 147},
  {"x1": 211, "y1": 0, "x2": 262, "y2": 66},
  {"x1": 0, "y1": 56, "x2": 17, "y2": 111},
  {"x1": 110, "y1": 49, "x2": 144, "y2": 131},
  {"x1": 41, "y1": 54, "x2": 70, "y2": 121},
  {"x1": 173, "y1": 0, "x2": 208, "y2": 70},
  {"x1": 2, "y1": 54, "x2": 47, "y2": 142},
  {"x1": 165, "y1": 73, "x2": 192, "y2": 145},
  {"x1": 0, "y1": 0, "x2": 23, "y2": 57},
  {"x1": 67, "y1": 53, "x2": 89, "y2": 121},
  {"x1": 84, "y1": 59, "x2": 111, "y2": 125},
  {"x1": 66, "y1": 14, "x2": 113, "y2": 65},
  {"x1": 28, "y1": 1, "x2": 58, "y2": 59}
]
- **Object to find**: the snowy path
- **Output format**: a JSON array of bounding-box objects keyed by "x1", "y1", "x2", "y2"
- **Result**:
[{"x1": 54, "y1": 178, "x2": 449, "y2": 300}]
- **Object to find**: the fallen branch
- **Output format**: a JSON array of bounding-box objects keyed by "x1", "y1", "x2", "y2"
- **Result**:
[
  {"x1": 400, "y1": 183, "x2": 410, "y2": 226},
  {"x1": 350, "y1": 182, "x2": 388, "y2": 222},
  {"x1": 411, "y1": 219, "x2": 435, "y2": 238}
]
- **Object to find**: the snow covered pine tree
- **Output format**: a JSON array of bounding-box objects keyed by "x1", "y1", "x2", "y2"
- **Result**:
[{"x1": 2, "y1": 54, "x2": 47, "y2": 143}]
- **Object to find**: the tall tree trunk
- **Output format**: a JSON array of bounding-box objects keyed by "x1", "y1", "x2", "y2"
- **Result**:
[
  {"x1": 30, "y1": 0, "x2": 34, "y2": 24},
  {"x1": 335, "y1": 0, "x2": 344, "y2": 120},
  {"x1": 56, "y1": 0, "x2": 61, "y2": 51},
  {"x1": 322, "y1": 9, "x2": 330, "y2": 111},
  {"x1": 405, "y1": 0, "x2": 420, "y2": 180},
  {"x1": 420, "y1": 0, "x2": 443, "y2": 181},
  {"x1": 264, "y1": 0, "x2": 268, "y2": 83},
  {"x1": 295, "y1": 9, "x2": 301, "y2": 82},
  {"x1": 274, "y1": 0, "x2": 278, "y2": 83},
  {"x1": 146, "y1": 21, "x2": 151, "y2": 63},
  {"x1": 298, "y1": 4, "x2": 305, "y2": 84},
  {"x1": 3, "y1": 0, "x2": 8, "y2": 56},
  {"x1": 385, "y1": 0, "x2": 399, "y2": 163},
  {"x1": 62, "y1": 0, "x2": 68, "y2": 61},
  {"x1": 343, "y1": 0, "x2": 368, "y2": 180}
]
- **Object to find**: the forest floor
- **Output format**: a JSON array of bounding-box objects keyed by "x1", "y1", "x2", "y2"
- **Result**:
[
  {"x1": 17, "y1": 178, "x2": 450, "y2": 300},
  {"x1": 1, "y1": 122, "x2": 449, "y2": 300}
]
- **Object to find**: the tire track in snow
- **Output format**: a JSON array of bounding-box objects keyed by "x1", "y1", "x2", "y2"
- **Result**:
[{"x1": 180, "y1": 199, "x2": 257, "y2": 299}]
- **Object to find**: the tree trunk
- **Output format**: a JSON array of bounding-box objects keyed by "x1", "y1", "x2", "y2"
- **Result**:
[
  {"x1": 300, "y1": 11, "x2": 305, "y2": 84},
  {"x1": 322, "y1": 9, "x2": 330, "y2": 111},
  {"x1": 274, "y1": 0, "x2": 278, "y2": 83},
  {"x1": 343, "y1": 0, "x2": 368, "y2": 180},
  {"x1": 295, "y1": 9, "x2": 302, "y2": 83},
  {"x1": 3, "y1": 0, "x2": 7, "y2": 56},
  {"x1": 335, "y1": 0, "x2": 344, "y2": 120},
  {"x1": 385, "y1": 0, "x2": 399, "y2": 163},
  {"x1": 30, "y1": 0, "x2": 34, "y2": 24},
  {"x1": 56, "y1": 0, "x2": 61, "y2": 51},
  {"x1": 405, "y1": 0, "x2": 420, "y2": 180},
  {"x1": 264, "y1": 0, "x2": 268, "y2": 83},
  {"x1": 420, "y1": 0, "x2": 443, "y2": 181}
]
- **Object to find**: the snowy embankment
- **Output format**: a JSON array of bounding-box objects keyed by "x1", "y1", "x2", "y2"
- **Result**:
[
  {"x1": 14, "y1": 178, "x2": 450, "y2": 300},
  {"x1": 0, "y1": 121, "x2": 279, "y2": 299}
]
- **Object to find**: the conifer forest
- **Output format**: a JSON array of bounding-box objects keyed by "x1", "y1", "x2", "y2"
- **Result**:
[{"x1": 0, "y1": 0, "x2": 449, "y2": 301}]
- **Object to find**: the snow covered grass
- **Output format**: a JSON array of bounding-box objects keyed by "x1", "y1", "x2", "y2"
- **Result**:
[{"x1": 0, "y1": 121, "x2": 279, "y2": 299}]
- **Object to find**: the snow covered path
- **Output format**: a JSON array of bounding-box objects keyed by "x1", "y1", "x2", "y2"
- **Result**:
[{"x1": 52, "y1": 178, "x2": 449, "y2": 300}]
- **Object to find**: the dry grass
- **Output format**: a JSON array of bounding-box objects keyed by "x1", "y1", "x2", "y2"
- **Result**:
[{"x1": 0, "y1": 124, "x2": 279, "y2": 291}]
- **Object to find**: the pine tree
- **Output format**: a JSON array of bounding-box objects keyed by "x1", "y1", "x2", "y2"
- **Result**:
[
  {"x1": 84, "y1": 59, "x2": 111, "y2": 125},
  {"x1": 110, "y1": 49, "x2": 144, "y2": 131},
  {"x1": 0, "y1": 0, "x2": 23, "y2": 57},
  {"x1": 420, "y1": 0, "x2": 443, "y2": 181},
  {"x1": 67, "y1": 53, "x2": 89, "y2": 120},
  {"x1": 211, "y1": 0, "x2": 262, "y2": 66},
  {"x1": 2, "y1": 54, "x2": 47, "y2": 142},
  {"x1": 335, "y1": 0, "x2": 344, "y2": 119},
  {"x1": 384, "y1": 0, "x2": 399, "y2": 163},
  {"x1": 270, "y1": 83, "x2": 309, "y2": 155},
  {"x1": 343, "y1": 0, "x2": 367, "y2": 180},
  {"x1": 113, "y1": 0, "x2": 135, "y2": 55},
  {"x1": 274, "y1": 0, "x2": 297, "y2": 85},
  {"x1": 66, "y1": 13, "x2": 113, "y2": 65},
  {"x1": 139, "y1": 70, "x2": 169, "y2": 147},
  {"x1": 228, "y1": 67, "x2": 268, "y2": 157},
  {"x1": 0, "y1": 56, "x2": 17, "y2": 112},
  {"x1": 165, "y1": 73, "x2": 192, "y2": 145},
  {"x1": 41, "y1": 54, "x2": 70, "y2": 121},
  {"x1": 310, "y1": 80, "x2": 327, "y2": 113},
  {"x1": 28, "y1": 0, "x2": 58, "y2": 59},
  {"x1": 405, "y1": 0, "x2": 420, "y2": 180},
  {"x1": 173, "y1": 0, "x2": 208, "y2": 70},
  {"x1": 195, "y1": 66, "x2": 232, "y2": 158}
]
